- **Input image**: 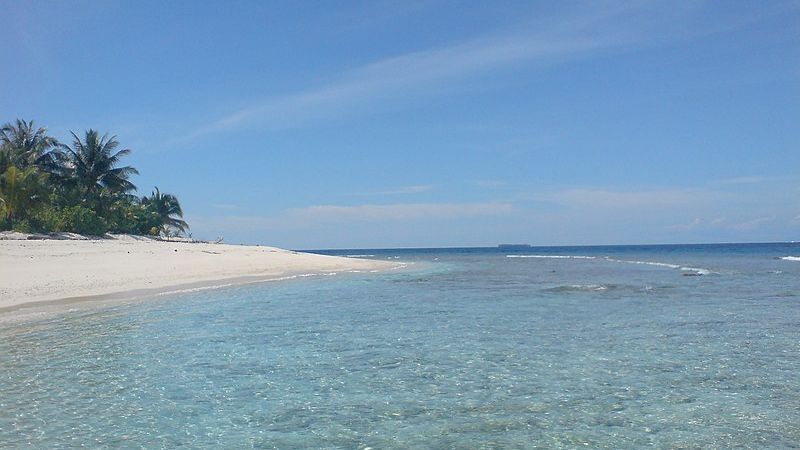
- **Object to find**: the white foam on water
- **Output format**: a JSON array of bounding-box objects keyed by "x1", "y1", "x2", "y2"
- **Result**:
[
  {"x1": 344, "y1": 254, "x2": 376, "y2": 258},
  {"x1": 545, "y1": 284, "x2": 613, "y2": 293},
  {"x1": 574, "y1": 284, "x2": 608, "y2": 291},
  {"x1": 606, "y1": 257, "x2": 716, "y2": 275},
  {"x1": 781, "y1": 256, "x2": 800, "y2": 261},
  {"x1": 155, "y1": 283, "x2": 236, "y2": 296},
  {"x1": 680, "y1": 266, "x2": 713, "y2": 275},
  {"x1": 604, "y1": 257, "x2": 681, "y2": 269},
  {"x1": 506, "y1": 254, "x2": 715, "y2": 275},
  {"x1": 506, "y1": 255, "x2": 596, "y2": 259}
]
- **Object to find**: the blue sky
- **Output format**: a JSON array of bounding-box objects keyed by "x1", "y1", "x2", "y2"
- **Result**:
[{"x1": 2, "y1": 1, "x2": 799, "y2": 248}]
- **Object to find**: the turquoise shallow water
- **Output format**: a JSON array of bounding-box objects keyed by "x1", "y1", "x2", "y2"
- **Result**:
[{"x1": 1, "y1": 243, "x2": 800, "y2": 448}]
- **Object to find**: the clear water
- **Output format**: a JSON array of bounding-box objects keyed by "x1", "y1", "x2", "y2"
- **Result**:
[{"x1": 1, "y1": 243, "x2": 799, "y2": 448}]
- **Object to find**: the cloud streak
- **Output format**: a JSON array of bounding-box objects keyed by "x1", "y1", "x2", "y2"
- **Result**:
[
  {"x1": 670, "y1": 217, "x2": 703, "y2": 231},
  {"x1": 183, "y1": 2, "x2": 725, "y2": 138},
  {"x1": 186, "y1": 181, "x2": 800, "y2": 246},
  {"x1": 190, "y1": 201, "x2": 515, "y2": 233},
  {"x1": 732, "y1": 216, "x2": 774, "y2": 231},
  {"x1": 294, "y1": 202, "x2": 514, "y2": 222},
  {"x1": 528, "y1": 187, "x2": 716, "y2": 210}
]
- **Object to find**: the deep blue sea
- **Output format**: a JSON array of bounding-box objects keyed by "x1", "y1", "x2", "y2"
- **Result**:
[{"x1": 2, "y1": 243, "x2": 799, "y2": 448}]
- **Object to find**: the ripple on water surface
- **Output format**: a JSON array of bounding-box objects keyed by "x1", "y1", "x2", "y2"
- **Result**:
[{"x1": 1, "y1": 244, "x2": 800, "y2": 447}]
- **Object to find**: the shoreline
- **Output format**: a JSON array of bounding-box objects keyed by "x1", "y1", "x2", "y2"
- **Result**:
[
  {"x1": 0, "y1": 269, "x2": 393, "y2": 317},
  {"x1": 0, "y1": 235, "x2": 401, "y2": 315}
]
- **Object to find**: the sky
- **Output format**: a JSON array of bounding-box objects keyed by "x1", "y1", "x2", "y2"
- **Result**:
[{"x1": 1, "y1": 0, "x2": 799, "y2": 248}]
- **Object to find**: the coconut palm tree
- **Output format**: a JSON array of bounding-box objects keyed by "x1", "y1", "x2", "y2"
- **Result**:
[
  {"x1": 61, "y1": 130, "x2": 139, "y2": 212},
  {"x1": 142, "y1": 187, "x2": 189, "y2": 235},
  {"x1": 0, "y1": 119, "x2": 64, "y2": 174},
  {"x1": 0, "y1": 165, "x2": 47, "y2": 220},
  {"x1": 0, "y1": 147, "x2": 9, "y2": 175}
]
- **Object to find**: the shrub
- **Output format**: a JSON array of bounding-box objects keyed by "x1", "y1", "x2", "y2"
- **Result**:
[
  {"x1": 30, "y1": 204, "x2": 61, "y2": 233},
  {"x1": 105, "y1": 202, "x2": 161, "y2": 235},
  {"x1": 58, "y1": 206, "x2": 107, "y2": 236},
  {"x1": 11, "y1": 219, "x2": 32, "y2": 233},
  {"x1": 0, "y1": 203, "x2": 8, "y2": 230}
]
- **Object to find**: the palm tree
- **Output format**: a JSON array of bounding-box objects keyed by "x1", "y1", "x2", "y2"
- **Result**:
[
  {"x1": 61, "y1": 130, "x2": 139, "y2": 212},
  {"x1": 0, "y1": 147, "x2": 9, "y2": 175},
  {"x1": 0, "y1": 119, "x2": 63, "y2": 174},
  {"x1": 0, "y1": 165, "x2": 47, "y2": 220},
  {"x1": 142, "y1": 187, "x2": 189, "y2": 235}
]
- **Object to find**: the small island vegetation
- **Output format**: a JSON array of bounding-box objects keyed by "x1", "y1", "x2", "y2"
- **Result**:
[{"x1": 0, "y1": 119, "x2": 188, "y2": 237}]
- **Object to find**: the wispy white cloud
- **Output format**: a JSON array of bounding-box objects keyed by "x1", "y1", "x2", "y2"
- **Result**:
[
  {"x1": 182, "y1": 2, "x2": 734, "y2": 138},
  {"x1": 711, "y1": 175, "x2": 787, "y2": 186},
  {"x1": 528, "y1": 187, "x2": 715, "y2": 210},
  {"x1": 187, "y1": 181, "x2": 800, "y2": 245},
  {"x1": 732, "y1": 216, "x2": 774, "y2": 231},
  {"x1": 190, "y1": 201, "x2": 515, "y2": 233},
  {"x1": 200, "y1": 30, "x2": 599, "y2": 134},
  {"x1": 529, "y1": 187, "x2": 794, "y2": 236},
  {"x1": 294, "y1": 202, "x2": 514, "y2": 222},
  {"x1": 670, "y1": 217, "x2": 703, "y2": 231}
]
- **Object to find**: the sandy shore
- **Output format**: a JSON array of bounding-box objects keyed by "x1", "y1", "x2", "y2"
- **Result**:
[{"x1": 0, "y1": 235, "x2": 397, "y2": 313}]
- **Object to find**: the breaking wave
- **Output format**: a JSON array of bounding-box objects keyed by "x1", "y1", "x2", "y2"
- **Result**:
[
  {"x1": 506, "y1": 255, "x2": 596, "y2": 259},
  {"x1": 544, "y1": 284, "x2": 612, "y2": 292},
  {"x1": 542, "y1": 283, "x2": 660, "y2": 294},
  {"x1": 507, "y1": 254, "x2": 714, "y2": 275},
  {"x1": 603, "y1": 257, "x2": 680, "y2": 269}
]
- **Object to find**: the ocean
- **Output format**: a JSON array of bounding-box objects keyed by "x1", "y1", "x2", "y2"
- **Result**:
[{"x1": 1, "y1": 243, "x2": 799, "y2": 448}]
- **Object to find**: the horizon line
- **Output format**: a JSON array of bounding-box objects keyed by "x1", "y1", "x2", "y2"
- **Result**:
[{"x1": 296, "y1": 240, "x2": 799, "y2": 252}]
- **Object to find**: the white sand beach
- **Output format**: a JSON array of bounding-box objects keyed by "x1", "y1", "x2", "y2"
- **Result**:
[{"x1": 0, "y1": 234, "x2": 397, "y2": 312}]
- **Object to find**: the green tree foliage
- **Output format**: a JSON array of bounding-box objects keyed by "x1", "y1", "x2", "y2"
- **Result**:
[
  {"x1": 0, "y1": 148, "x2": 9, "y2": 175},
  {"x1": 0, "y1": 165, "x2": 48, "y2": 221},
  {"x1": 142, "y1": 187, "x2": 189, "y2": 235},
  {"x1": 104, "y1": 195, "x2": 162, "y2": 235},
  {"x1": 60, "y1": 130, "x2": 139, "y2": 214},
  {"x1": 56, "y1": 206, "x2": 108, "y2": 235},
  {"x1": 0, "y1": 119, "x2": 64, "y2": 175},
  {"x1": 0, "y1": 119, "x2": 189, "y2": 237}
]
